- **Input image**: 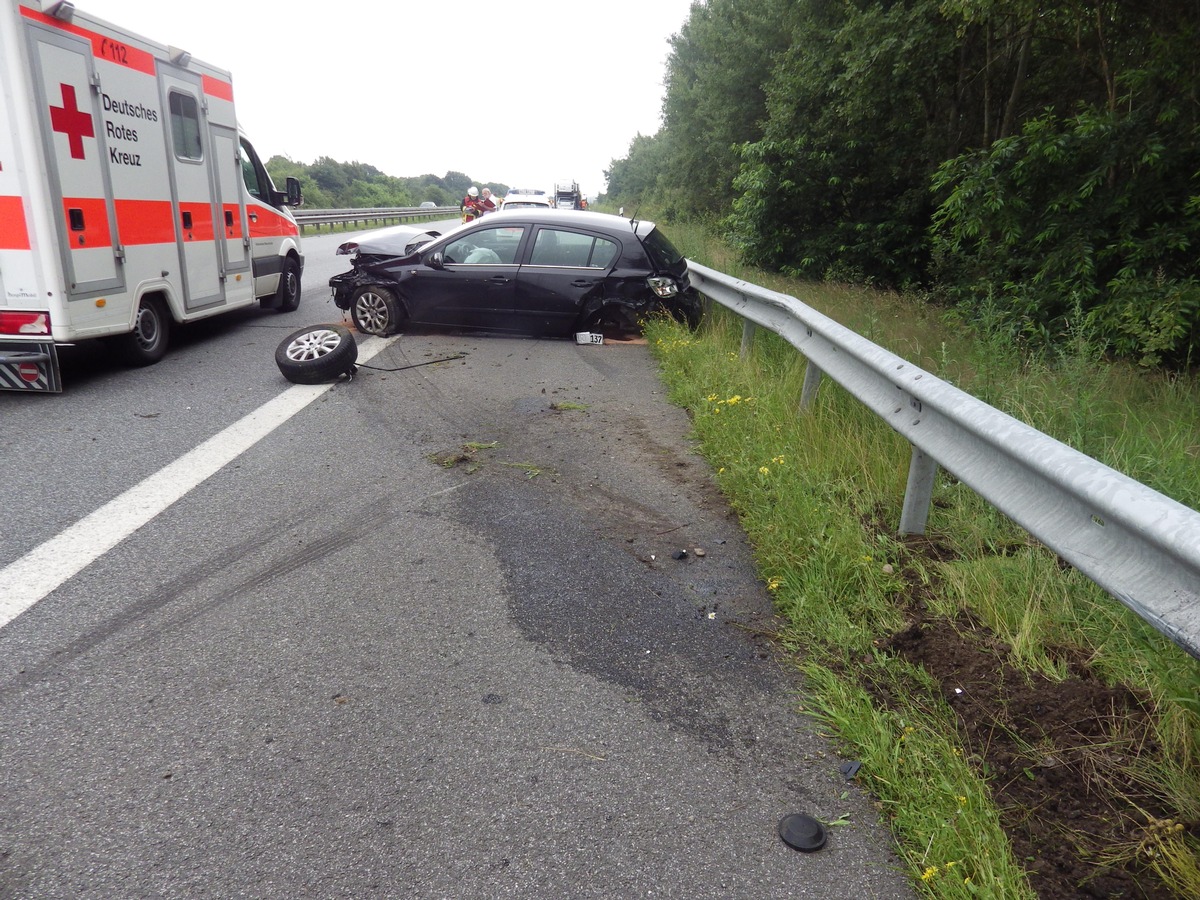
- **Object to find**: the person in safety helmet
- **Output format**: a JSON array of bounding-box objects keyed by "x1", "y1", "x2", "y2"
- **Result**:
[{"x1": 461, "y1": 186, "x2": 484, "y2": 223}]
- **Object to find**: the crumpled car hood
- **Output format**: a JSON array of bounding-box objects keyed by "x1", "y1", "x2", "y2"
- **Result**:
[{"x1": 336, "y1": 224, "x2": 441, "y2": 257}]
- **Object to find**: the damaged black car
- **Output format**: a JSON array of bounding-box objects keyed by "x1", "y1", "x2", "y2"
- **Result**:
[{"x1": 329, "y1": 210, "x2": 702, "y2": 337}]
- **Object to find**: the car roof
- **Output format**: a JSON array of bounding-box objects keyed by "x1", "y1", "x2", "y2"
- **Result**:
[{"x1": 482, "y1": 209, "x2": 655, "y2": 238}]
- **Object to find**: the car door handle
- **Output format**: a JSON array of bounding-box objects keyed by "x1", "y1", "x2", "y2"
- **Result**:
[
  {"x1": 571, "y1": 279, "x2": 598, "y2": 287},
  {"x1": 487, "y1": 275, "x2": 510, "y2": 284}
]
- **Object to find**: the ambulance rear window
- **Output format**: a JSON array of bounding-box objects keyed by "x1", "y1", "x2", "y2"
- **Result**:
[{"x1": 168, "y1": 91, "x2": 202, "y2": 160}]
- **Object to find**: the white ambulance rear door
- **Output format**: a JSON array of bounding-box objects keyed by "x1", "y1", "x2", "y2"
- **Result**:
[{"x1": 25, "y1": 18, "x2": 124, "y2": 297}]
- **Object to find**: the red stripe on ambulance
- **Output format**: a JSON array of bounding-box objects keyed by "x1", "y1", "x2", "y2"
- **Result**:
[
  {"x1": 61, "y1": 197, "x2": 111, "y2": 246},
  {"x1": 113, "y1": 199, "x2": 175, "y2": 245},
  {"x1": 202, "y1": 75, "x2": 234, "y2": 103},
  {"x1": 0, "y1": 196, "x2": 31, "y2": 250},
  {"x1": 20, "y1": 7, "x2": 156, "y2": 75}
]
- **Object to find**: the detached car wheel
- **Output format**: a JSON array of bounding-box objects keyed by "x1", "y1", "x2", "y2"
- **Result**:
[
  {"x1": 275, "y1": 324, "x2": 358, "y2": 384},
  {"x1": 351, "y1": 285, "x2": 404, "y2": 336}
]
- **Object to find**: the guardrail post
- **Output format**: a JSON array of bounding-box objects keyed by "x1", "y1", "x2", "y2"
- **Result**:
[
  {"x1": 799, "y1": 362, "x2": 823, "y2": 410},
  {"x1": 898, "y1": 446, "x2": 938, "y2": 535},
  {"x1": 739, "y1": 320, "x2": 756, "y2": 359}
]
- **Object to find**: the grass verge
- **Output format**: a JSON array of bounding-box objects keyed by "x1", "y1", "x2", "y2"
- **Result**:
[{"x1": 640, "y1": 222, "x2": 1200, "y2": 898}]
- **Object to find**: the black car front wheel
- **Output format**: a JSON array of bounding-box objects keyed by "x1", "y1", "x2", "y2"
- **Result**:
[
  {"x1": 275, "y1": 324, "x2": 358, "y2": 384},
  {"x1": 351, "y1": 285, "x2": 405, "y2": 336}
]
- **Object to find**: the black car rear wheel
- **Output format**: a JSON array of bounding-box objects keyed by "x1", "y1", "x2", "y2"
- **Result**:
[
  {"x1": 666, "y1": 293, "x2": 703, "y2": 330},
  {"x1": 275, "y1": 324, "x2": 358, "y2": 384},
  {"x1": 583, "y1": 305, "x2": 640, "y2": 339},
  {"x1": 351, "y1": 285, "x2": 405, "y2": 336}
]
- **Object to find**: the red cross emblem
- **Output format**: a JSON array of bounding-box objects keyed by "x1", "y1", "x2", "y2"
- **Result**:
[{"x1": 49, "y1": 83, "x2": 94, "y2": 160}]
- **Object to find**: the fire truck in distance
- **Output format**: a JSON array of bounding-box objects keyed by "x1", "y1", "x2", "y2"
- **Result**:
[{"x1": 0, "y1": 1, "x2": 304, "y2": 392}]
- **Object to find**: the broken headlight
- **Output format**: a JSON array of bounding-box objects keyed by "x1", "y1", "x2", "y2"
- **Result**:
[{"x1": 646, "y1": 276, "x2": 679, "y2": 298}]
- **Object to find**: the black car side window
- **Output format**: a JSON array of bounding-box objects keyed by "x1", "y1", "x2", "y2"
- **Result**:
[
  {"x1": 529, "y1": 230, "x2": 563, "y2": 265},
  {"x1": 589, "y1": 237, "x2": 618, "y2": 269},
  {"x1": 531, "y1": 229, "x2": 612, "y2": 268},
  {"x1": 444, "y1": 227, "x2": 524, "y2": 265}
]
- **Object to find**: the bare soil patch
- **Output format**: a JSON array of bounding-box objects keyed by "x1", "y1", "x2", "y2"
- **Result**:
[{"x1": 881, "y1": 603, "x2": 1182, "y2": 899}]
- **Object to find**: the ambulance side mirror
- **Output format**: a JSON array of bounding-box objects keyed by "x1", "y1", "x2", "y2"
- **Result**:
[{"x1": 285, "y1": 177, "x2": 302, "y2": 208}]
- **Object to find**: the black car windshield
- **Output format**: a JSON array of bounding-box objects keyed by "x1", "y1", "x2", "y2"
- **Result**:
[{"x1": 641, "y1": 227, "x2": 684, "y2": 270}]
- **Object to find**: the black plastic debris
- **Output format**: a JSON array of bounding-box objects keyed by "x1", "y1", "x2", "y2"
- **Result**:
[
  {"x1": 778, "y1": 813, "x2": 828, "y2": 852},
  {"x1": 672, "y1": 549, "x2": 688, "y2": 560},
  {"x1": 839, "y1": 760, "x2": 862, "y2": 780}
]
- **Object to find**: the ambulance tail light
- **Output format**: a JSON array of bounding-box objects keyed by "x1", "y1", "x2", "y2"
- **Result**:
[{"x1": 0, "y1": 311, "x2": 52, "y2": 336}]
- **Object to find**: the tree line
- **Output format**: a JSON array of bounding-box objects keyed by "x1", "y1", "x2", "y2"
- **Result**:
[
  {"x1": 605, "y1": 0, "x2": 1200, "y2": 366},
  {"x1": 265, "y1": 156, "x2": 506, "y2": 213}
]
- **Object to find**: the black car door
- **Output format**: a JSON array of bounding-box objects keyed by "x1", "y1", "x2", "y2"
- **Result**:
[
  {"x1": 406, "y1": 225, "x2": 526, "y2": 329},
  {"x1": 513, "y1": 227, "x2": 620, "y2": 335}
]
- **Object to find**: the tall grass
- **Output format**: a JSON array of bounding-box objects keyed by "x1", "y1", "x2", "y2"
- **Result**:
[{"x1": 644, "y1": 220, "x2": 1200, "y2": 897}]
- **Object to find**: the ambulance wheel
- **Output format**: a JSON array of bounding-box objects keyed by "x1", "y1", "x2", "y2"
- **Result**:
[
  {"x1": 351, "y1": 285, "x2": 405, "y2": 336},
  {"x1": 275, "y1": 324, "x2": 358, "y2": 384},
  {"x1": 117, "y1": 296, "x2": 171, "y2": 366},
  {"x1": 274, "y1": 257, "x2": 302, "y2": 313}
]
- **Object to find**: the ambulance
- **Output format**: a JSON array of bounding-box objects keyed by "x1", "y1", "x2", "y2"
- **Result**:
[{"x1": 0, "y1": 0, "x2": 304, "y2": 392}]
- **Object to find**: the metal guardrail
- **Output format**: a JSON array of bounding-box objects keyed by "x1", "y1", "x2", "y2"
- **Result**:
[
  {"x1": 686, "y1": 261, "x2": 1200, "y2": 660},
  {"x1": 293, "y1": 207, "x2": 458, "y2": 230}
]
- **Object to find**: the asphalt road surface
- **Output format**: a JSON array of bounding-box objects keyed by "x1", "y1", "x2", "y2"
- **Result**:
[{"x1": 0, "y1": 230, "x2": 913, "y2": 898}]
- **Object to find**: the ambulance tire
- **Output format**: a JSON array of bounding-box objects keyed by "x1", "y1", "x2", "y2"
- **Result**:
[
  {"x1": 274, "y1": 257, "x2": 302, "y2": 313},
  {"x1": 116, "y1": 296, "x2": 171, "y2": 367},
  {"x1": 351, "y1": 285, "x2": 405, "y2": 336},
  {"x1": 275, "y1": 324, "x2": 358, "y2": 385}
]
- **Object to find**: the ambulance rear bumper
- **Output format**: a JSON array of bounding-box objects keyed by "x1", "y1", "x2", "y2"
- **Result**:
[{"x1": 0, "y1": 340, "x2": 62, "y2": 393}]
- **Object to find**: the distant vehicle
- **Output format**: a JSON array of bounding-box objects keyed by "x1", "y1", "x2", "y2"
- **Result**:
[
  {"x1": 329, "y1": 209, "x2": 702, "y2": 338},
  {"x1": 555, "y1": 180, "x2": 583, "y2": 210},
  {"x1": 419, "y1": 201, "x2": 437, "y2": 208},
  {"x1": 501, "y1": 194, "x2": 554, "y2": 211}
]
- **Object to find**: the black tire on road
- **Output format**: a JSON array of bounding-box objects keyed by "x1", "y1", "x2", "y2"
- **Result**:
[
  {"x1": 351, "y1": 285, "x2": 404, "y2": 336},
  {"x1": 583, "y1": 305, "x2": 638, "y2": 338},
  {"x1": 115, "y1": 295, "x2": 171, "y2": 366},
  {"x1": 275, "y1": 324, "x2": 358, "y2": 384},
  {"x1": 273, "y1": 256, "x2": 302, "y2": 312}
]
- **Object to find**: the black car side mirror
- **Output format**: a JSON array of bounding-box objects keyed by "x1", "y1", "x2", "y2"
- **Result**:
[{"x1": 426, "y1": 252, "x2": 445, "y2": 270}]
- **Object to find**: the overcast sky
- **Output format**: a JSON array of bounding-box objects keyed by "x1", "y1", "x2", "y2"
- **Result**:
[{"x1": 75, "y1": 0, "x2": 697, "y2": 199}]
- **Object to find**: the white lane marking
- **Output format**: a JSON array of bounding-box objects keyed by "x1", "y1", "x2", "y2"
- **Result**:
[{"x1": 0, "y1": 335, "x2": 395, "y2": 630}]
